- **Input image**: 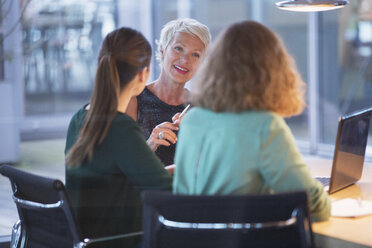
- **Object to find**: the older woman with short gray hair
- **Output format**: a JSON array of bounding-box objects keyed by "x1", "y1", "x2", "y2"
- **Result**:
[{"x1": 127, "y1": 18, "x2": 211, "y2": 166}]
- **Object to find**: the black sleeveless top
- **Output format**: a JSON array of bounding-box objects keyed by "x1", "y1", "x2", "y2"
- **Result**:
[{"x1": 137, "y1": 87, "x2": 186, "y2": 166}]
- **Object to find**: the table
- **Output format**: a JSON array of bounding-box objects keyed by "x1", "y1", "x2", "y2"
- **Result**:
[{"x1": 305, "y1": 157, "x2": 372, "y2": 248}]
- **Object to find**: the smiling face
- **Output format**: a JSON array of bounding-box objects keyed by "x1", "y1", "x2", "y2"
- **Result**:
[{"x1": 161, "y1": 32, "x2": 205, "y2": 85}]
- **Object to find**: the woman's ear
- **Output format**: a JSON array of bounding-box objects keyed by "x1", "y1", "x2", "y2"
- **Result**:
[
  {"x1": 160, "y1": 48, "x2": 165, "y2": 60},
  {"x1": 138, "y1": 67, "x2": 150, "y2": 83}
]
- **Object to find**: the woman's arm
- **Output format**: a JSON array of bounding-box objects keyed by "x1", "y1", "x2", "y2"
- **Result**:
[
  {"x1": 258, "y1": 117, "x2": 331, "y2": 222},
  {"x1": 126, "y1": 95, "x2": 179, "y2": 151},
  {"x1": 115, "y1": 122, "x2": 173, "y2": 190}
]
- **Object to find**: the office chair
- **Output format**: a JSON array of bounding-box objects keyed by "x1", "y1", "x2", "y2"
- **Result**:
[
  {"x1": 142, "y1": 191, "x2": 314, "y2": 248},
  {"x1": 0, "y1": 165, "x2": 142, "y2": 248}
]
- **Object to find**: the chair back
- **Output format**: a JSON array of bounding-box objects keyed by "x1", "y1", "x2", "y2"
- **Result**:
[
  {"x1": 142, "y1": 191, "x2": 314, "y2": 248},
  {"x1": 0, "y1": 165, "x2": 81, "y2": 248}
]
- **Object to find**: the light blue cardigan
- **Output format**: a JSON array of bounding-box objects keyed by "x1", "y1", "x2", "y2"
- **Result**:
[{"x1": 173, "y1": 107, "x2": 331, "y2": 222}]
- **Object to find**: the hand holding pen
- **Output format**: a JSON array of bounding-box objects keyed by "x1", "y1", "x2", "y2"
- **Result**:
[
  {"x1": 147, "y1": 104, "x2": 191, "y2": 151},
  {"x1": 172, "y1": 104, "x2": 191, "y2": 125}
]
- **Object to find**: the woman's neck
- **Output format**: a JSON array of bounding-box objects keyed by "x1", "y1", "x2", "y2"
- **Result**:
[
  {"x1": 117, "y1": 89, "x2": 132, "y2": 113},
  {"x1": 149, "y1": 76, "x2": 186, "y2": 106}
]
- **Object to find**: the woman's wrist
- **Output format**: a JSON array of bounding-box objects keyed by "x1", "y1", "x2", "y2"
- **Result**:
[{"x1": 147, "y1": 138, "x2": 158, "y2": 151}]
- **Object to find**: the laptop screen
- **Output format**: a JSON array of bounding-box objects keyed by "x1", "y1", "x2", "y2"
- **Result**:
[{"x1": 329, "y1": 108, "x2": 372, "y2": 193}]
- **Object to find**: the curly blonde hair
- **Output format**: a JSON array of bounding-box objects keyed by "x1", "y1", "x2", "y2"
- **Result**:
[{"x1": 190, "y1": 21, "x2": 306, "y2": 117}]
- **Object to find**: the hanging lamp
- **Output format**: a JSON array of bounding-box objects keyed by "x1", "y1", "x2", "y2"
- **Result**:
[{"x1": 276, "y1": 0, "x2": 349, "y2": 12}]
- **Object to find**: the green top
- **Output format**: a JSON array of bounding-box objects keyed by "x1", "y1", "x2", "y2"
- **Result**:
[
  {"x1": 65, "y1": 106, "x2": 172, "y2": 247},
  {"x1": 174, "y1": 107, "x2": 331, "y2": 222}
]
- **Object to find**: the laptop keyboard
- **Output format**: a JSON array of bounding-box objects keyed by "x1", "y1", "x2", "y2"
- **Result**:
[{"x1": 315, "y1": 177, "x2": 330, "y2": 187}]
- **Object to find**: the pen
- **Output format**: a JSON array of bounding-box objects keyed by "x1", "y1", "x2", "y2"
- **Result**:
[
  {"x1": 179, "y1": 104, "x2": 191, "y2": 119},
  {"x1": 174, "y1": 104, "x2": 191, "y2": 123}
]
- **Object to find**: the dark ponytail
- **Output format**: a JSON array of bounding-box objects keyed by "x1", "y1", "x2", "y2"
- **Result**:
[{"x1": 66, "y1": 27, "x2": 151, "y2": 168}]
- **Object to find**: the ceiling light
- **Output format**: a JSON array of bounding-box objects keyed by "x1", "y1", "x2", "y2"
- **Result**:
[{"x1": 276, "y1": 0, "x2": 349, "y2": 12}]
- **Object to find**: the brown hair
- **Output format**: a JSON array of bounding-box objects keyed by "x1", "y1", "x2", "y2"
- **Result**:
[
  {"x1": 66, "y1": 27, "x2": 151, "y2": 168},
  {"x1": 190, "y1": 21, "x2": 306, "y2": 117}
]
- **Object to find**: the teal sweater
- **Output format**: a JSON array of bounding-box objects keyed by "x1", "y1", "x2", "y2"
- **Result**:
[
  {"x1": 174, "y1": 107, "x2": 331, "y2": 221},
  {"x1": 65, "y1": 107, "x2": 172, "y2": 247}
]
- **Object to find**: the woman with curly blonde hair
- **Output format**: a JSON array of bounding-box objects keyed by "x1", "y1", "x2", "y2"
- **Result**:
[{"x1": 173, "y1": 21, "x2": 331, "y2": 222}]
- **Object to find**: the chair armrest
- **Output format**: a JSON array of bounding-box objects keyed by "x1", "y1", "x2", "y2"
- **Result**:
[
  {"x1": 12, "y1": 194, "x2": 63, "y2": 209},
  {"x1": 157, "y1": 208, "x2": 300, "y2": 230},
  {"x1": 76, "y1": 231, "x2": 143, "y2": 248}
]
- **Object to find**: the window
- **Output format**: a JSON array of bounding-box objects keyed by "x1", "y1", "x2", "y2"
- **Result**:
[
  {"x1": 191, "y1": 0, "x2": 310, "y2": 141},
  {"x1": 318, "y1": 1, "x2": 372, "y2": 156},
  {"x1": 23, "y1": 0, "x2": 117, "y2": 116},
  {"x1": 1, "y1": 0, "x2": 372, "y2": 238}
]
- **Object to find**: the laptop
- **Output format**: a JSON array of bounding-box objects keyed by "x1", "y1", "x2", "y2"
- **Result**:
[{"x1": 316, "y1": 107, "x2": 372, "y2": 194}]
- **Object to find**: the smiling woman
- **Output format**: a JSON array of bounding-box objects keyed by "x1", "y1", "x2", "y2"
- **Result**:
[
  {"x1": 126, "y1": 18, "x2": 211, "y2": 166},
  {"x1": 162, "y1": 32, "x2": 204, "y2": 83}
]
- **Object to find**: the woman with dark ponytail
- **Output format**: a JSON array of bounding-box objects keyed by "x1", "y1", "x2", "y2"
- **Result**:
[{"x1": 65, "y1": 27, "x2": 172, "y2": 248}]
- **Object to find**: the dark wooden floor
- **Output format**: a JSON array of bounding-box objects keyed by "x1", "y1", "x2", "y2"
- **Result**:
[{"x1": 0, "y1": 139, "x2": 66, "y2": 236}]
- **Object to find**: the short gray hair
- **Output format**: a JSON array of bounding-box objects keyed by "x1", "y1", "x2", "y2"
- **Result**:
[{"x1": 155, "y1": 18, "x2": 211, "y2": 65}]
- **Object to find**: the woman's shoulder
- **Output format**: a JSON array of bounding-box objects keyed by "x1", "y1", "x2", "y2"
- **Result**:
[
  {"x1": 184, "y1": 107, "x2": 281, "y2": 121},
  {"x1": 137, "y1": 85, "x2": 159, "y2": 106},
  {"x1": 257, "y1": 111, "x2": 285, "y2": 123},
  {"x1": 137, "y1": 86, "x2": 185, "y2": 117},
  {"x1": 113, "y1": 112, "x2": 138, "y2": 128},
  {"x1": 104, "y1": 113, "x2": 144, "y2": 143},
  {"x1": 181, "y1": 107, "x2": 211, "y2": 122},
  {"x1": 182, "y1": 108, "x2": 287, "y2": 133},
  {"x1": 137, "y1": 85, "x2": 154, "y2": 102},
  {"x1": 138, "y1": 85, "x2": 150, "y2": 96},
  {"x1": 242, "y1": 111, "x2": 288, "y2": 132},
  {"x1": 116, "y1": 112, "x2": 147, "y2": 134},
  {"x1": 69, "y1": 105, "x2": 88, "y2": 125}
]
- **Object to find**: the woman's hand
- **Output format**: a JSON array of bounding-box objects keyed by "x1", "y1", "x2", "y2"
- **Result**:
[
  {"x1": 147, "y1": 109, "x2": 188, "y2": 151},
  {"x1": 172, "y1": 112, "x2": 181, "y2": 125},
  {"x1": 172, "y1": 104, "x2": 190, "y2": 125},
  {"x1": 147, "y1": 122, "x2": 179, "y2": 151}
]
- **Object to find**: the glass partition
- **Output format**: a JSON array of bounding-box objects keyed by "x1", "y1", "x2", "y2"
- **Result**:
[
  {"x1": 319, "y1": 1, "x2": 372, "y2": 149},
  {"x1": 190, "y1": 0, "x2": 309, "y2": 141},
  {"x1": 22, "y1": 0, "x2": 117, "y2": 115}
]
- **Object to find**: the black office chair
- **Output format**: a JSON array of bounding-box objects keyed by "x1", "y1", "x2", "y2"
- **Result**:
[
  {"x1": 142, "y1": 190, "x2": 314, "y2": 248},
  {"x1": 0, "y1": 165, "x2": 142, "y2": 248}
]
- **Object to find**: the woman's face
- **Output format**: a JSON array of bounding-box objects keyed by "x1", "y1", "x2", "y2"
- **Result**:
[{"x1": 161, "y1": 32, "x2": 205, "y2": 85}]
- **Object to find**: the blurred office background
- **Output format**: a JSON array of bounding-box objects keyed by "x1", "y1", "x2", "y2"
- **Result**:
[{"x1": 1, "y1": 0, "x2": 372, "y2": 236}]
